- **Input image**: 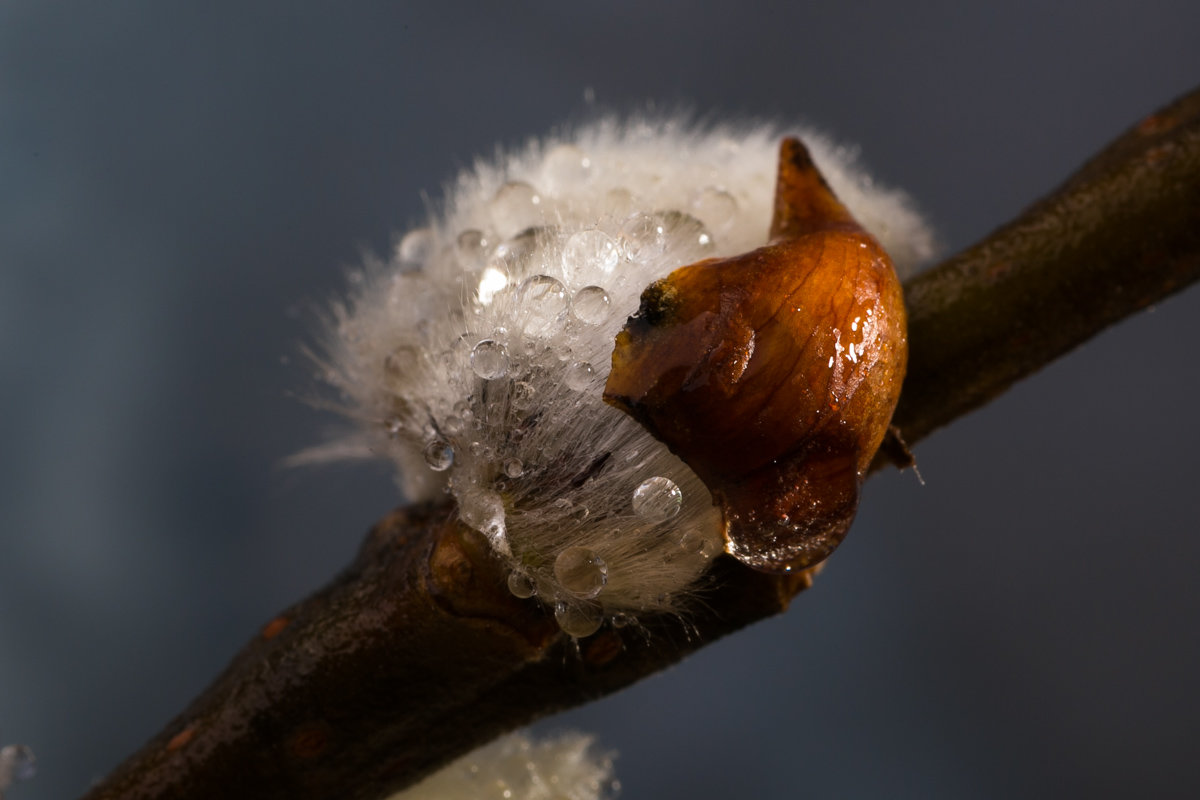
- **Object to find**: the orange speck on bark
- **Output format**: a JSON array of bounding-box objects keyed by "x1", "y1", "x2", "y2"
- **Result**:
[
  {"x1": 166, "y1": 726, "x2": 195, "y2": 752},
  {"x1": 288, "y1": 722, "x2": 332, "y2": 760},
  {"x1": 582, "y1": 630, "x2": 623, "y2": 666},
  {"x1": 1137, "y1": 111, "x2": 1178, "y2": 136},
  {"x1": 261, "y1": 616, "x2": 289, "y2": 640}
]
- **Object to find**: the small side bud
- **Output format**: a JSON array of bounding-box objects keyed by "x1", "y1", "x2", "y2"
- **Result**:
[{"x1": 604, "y1": 138, "x2": 908, "y2": 573}]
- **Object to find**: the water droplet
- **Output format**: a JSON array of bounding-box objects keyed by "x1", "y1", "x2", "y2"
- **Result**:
[
  {"x1": 490, "y1": 181, "x2": 543, "y2": 237},
  {"x1": 571, "y1": 286, "x2": 611, "y2": 325},
  {"x1": 565, "y1": 361, "x2": 594, "y2": 391},
  {"x1": 476, "y1": 265, "x2": 510, "y2": 304},
  {"x1": 554, "y1": 547, "x2": 608, "y2": 599},
  {"x1": 632, "y1": 476, "x2": 683, "y2": 521},
  {"x1": 397, "y1": 227, "x2": 435, "y2": 266},
  {"x1": 554, "y1": 601, "x2": 603, "y2": 637},
  {"x1": 490, "y1": 227, "x2": 549, "y2": 275},
  {"x1": 511, "y1": 380, "x2": 537, "y2": 410},
  {"x1": 692, "y1": 187, "x2": 738, "y2": 234},
  {"x1": 459, "y1": 489, "x2": 508, "y2": 553},
  {"x1": 517, "y1": 275, "x2": 568, "y2": 334},
  {"x1": 384, "y1": 415, "x2": 404, "y2": 438},
  {"x1": 455, "y1": 229, "x2": 489, "y2": 269},
  {"x1": 624, "y1": 211, "x2": 715, "y2": 261},
  {"x1": 470, "y1": 339, "x2": 509, "y2": 379},
  {"x1": 679, "y1": 528, "x2": 717, "y2": 558},
  {"x1": 610, "y1": 612, "x2": 632, "y2": 628},
  {"x1": 542, "y1": 144, "x2": 593, "y2": 189},
  {"x1": 443, "y1": 415, "x2": 466, "y2": 436},
  {"x1": 507, "y1": 570, "x2": 536, "y2": 599},
  {"x1": 620, "y1": 212, "x2": 668, "y2": 263},
  {"x1": 562, "y1": 229, "x2": 619, "y2": 282},
  {"x1": 423, "y1": 440, "x2": 454, "y2": 471},
  {"x1": 503, "y1": 458, "x2": 524, "y2": 478},
  {"x1": 657, "y1": 210, "x2": 715, "y2": 254}
]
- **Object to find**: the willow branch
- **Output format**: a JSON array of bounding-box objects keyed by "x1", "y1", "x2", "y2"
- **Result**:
[
  {"x1": 889, "y1": 87, "x2": 1200, "y2": 447},
  {"x1": 81, "y1": 86, "x2": 1200, "y2": 800}
]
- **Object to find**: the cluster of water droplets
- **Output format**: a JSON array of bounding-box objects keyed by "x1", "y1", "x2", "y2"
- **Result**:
[
  {"x1": 318, "y1": 119, "x2": 940, "y2": 640},
  {"x1": 346, "y1": 144, "x2": 752, "y2": 637}
]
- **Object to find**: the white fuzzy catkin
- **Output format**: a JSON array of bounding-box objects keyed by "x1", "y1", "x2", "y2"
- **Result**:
[
  {"x1": 313, "y1": 116, "x2": 934, "y2": 635},
  {"x1": 0, "y1": 743, "x2": 35, "y2": 799},
  {"x1": 387, "y1": 731, "x2": 617, "y2": 800}
]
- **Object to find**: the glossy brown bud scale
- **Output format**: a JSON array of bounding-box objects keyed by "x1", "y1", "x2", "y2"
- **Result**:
[{"x1": 604, "y1": 138, "x2": 907, "y2": 573}]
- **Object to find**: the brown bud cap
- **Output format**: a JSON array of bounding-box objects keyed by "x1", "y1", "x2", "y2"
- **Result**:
[{"x1": 604, "y1": 138, "x2": 907, "y2": 573}]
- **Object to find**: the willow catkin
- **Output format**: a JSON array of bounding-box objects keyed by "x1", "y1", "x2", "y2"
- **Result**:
[{"x1": 308, "y1": 116, "x2": 934, "y2": 635}]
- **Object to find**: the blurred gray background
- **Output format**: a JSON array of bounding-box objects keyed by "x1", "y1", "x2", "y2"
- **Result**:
[{"x1": 3, "y1": 2, "x2": 1199, "y2": 798}]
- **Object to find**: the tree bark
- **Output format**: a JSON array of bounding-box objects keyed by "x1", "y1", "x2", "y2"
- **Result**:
[{"x1": 81, "y1": 85, "x2": 1200, "y2": 800}]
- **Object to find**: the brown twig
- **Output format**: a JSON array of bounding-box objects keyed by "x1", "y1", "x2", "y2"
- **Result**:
[
  {"x1": 888, "y1": 87, "x2": 1200, "y2": 449},
  {"x1": 81, "y1": 85, "x2": 1200, "y2": 800}
]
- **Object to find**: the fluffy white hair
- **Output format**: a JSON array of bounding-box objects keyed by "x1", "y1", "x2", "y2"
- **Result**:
[
  {"x1": 0, "y1": 743, "x2": 34, "y2": 799},
  {"x1": 309, "y1": 116, "x2": 934, "y2": 635},
  {"x1": 388, "y1": 731, "x2": 617, "y2": 800}
]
